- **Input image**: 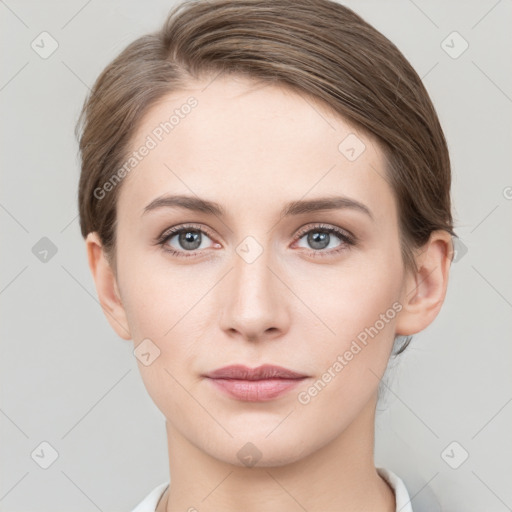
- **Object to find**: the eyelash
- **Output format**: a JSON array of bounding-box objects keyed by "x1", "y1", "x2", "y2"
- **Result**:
[{"x1": 155, "y1": 223, "x2": 356, "y2": 259}]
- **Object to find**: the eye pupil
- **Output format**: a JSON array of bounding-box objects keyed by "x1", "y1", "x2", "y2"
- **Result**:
[
  {"x1": 308, "y1": 231, "x2": 330, "y2": 250},
  {"x1": 179, "y1": 230, "x2": 201, "y2": 250}
]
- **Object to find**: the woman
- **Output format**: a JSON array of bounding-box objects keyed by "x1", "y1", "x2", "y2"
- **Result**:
[{"x1": 76, "y1": 0, "x2": 455, "y2": 510}]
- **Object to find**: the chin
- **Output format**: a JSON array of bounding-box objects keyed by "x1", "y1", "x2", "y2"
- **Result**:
[{"x1": 202, "y1": 430, "x2": 316, "y2": 469}]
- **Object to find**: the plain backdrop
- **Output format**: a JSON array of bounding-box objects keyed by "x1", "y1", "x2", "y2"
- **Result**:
[{"x1": 1, "y1": 0, "x2": 511, "y2": 510}]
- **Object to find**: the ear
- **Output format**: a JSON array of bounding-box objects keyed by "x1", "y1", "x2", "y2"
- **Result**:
[
  {"x1": 85, "y1": 232, "x2": 132, "y2": 340},
  {"x1": 395, "y1": 230, "x2": 453, "y2": 336}
]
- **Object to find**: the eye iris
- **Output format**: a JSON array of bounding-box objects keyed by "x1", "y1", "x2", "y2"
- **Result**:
[
  {"x1": 179, "y1": 230, "x2": 201, "y2": 250},
  {"x1": 308, "y1": 231, "x2": 330, "y2": 250}
]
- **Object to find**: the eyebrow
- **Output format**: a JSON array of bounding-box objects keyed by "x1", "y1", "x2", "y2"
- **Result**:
[{"x1": 143, "y1": 194, "x2": 373, "y2": 220}]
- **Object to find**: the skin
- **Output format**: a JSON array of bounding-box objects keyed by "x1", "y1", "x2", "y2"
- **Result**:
[{"x1": 86, "y1": 74, "x2": 452, "y2": 511}]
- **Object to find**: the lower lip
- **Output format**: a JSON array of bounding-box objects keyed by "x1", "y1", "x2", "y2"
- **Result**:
[{"x1": 206, "y1": 378, "x2": 305, "y2": 401}]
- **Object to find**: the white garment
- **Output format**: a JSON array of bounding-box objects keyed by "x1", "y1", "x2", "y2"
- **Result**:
[{"x1": 131, "y1": 467, "x2": 413, "y2": 511}]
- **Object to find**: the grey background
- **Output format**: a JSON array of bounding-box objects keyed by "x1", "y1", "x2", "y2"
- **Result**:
[{"x1": 1, "y1": 0, "x2": 511, "y2": 510}]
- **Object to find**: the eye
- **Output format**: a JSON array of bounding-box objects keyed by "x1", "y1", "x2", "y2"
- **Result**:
[
  {"x1": 155, "y1": 222, "x2": 356, "y2": 259},
  {"x1": 156, "y1": 224, "x2": 217, "y2": 259},
  {"x1": 293, "y1": 223, "x2": 355, "y2": 257}
]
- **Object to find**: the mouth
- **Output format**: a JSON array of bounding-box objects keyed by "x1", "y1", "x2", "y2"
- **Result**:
[{"x1": 203, "y1": 364, "x2": 309, "y2": 402}]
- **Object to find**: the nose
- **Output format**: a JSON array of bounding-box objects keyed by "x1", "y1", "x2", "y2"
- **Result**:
[{"x1": 218, "y1": 238, "x2": 290, "y2": 343}]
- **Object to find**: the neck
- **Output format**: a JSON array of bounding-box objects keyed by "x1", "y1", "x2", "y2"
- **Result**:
[{"x1": 159, "y1": 396, "x2": 395, "y2": 512}]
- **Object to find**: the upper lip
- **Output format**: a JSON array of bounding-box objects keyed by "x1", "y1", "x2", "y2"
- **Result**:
[{"x1": 204, "y1": 364, "x2": 307, "y2": 380}]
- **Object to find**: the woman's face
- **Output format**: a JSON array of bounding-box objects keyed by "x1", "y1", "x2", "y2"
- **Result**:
[{"x1": 109, "y1": 74, "x2": 409, "y2": 466}]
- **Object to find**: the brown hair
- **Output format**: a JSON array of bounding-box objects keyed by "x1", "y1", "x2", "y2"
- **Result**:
[{"x1": 76, "y1": 0, "x2": 456, "y2": 352}]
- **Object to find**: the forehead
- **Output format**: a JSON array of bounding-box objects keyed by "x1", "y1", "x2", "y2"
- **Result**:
[{"x1": 117, "y1": 74, "x2": 396, "y2": 223}]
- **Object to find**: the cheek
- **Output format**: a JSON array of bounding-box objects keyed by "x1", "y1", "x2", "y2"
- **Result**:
[
  {"x1": 309, "y1": 252, "x2": 402, "y2": 332},
  {"x1": 294, "y1": 260, "x2": 402, "y2": 422},
  {"x1": 295, "y1": 243, "x2": 404, "y2": 382},
  {"x1": 119, "y1": 260, "x2": 204, "y2": 414},
  {"x1": 118, "y1": 244, "x2": 203, "y2": 340},
  {"x1": 118, "y1": 251, "x2": 212, "y2": 389}
]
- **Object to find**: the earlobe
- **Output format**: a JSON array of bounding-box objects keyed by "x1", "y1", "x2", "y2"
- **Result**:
[
  {"x1": 395, "y1": 231, "x2": 452, "y2": 336},
  {"x1": 85, "y1": 232, "x2": 132, "y2": 340}
]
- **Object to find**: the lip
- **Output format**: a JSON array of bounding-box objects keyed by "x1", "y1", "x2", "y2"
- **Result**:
[
  {"x1": 203, "y1": 364, "x2": 308, "y2": 402},
  {"x1": 205, "y1": 364, "x2": 307, "y2": 380}
]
